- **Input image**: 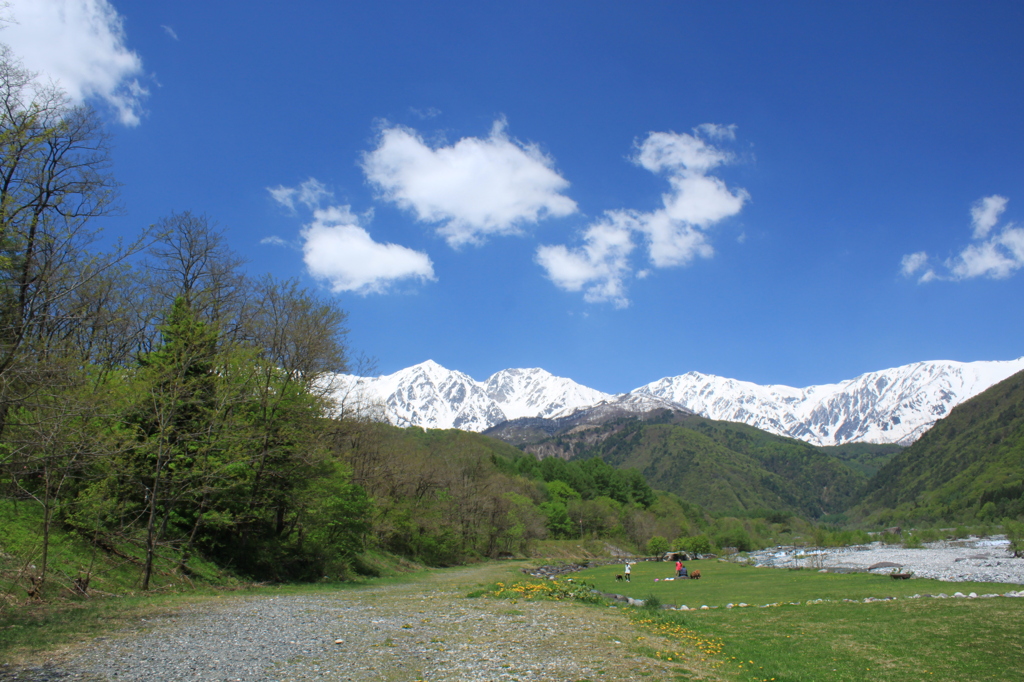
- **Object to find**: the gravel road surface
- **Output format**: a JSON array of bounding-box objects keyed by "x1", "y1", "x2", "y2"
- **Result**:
[{"x1": 1, "y1": 565, "x2": 699, "y2": 682}]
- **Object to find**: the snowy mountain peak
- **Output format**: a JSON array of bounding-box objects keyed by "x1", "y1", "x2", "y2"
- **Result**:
[
  {"x1": 338, "y1": 362, "x2": 611, "y2": 432},
  {"x1": 635, "y1": 357, "x2": 1024, "y2": 446},
  {"x1": 485, "y1": 367, "x2": 611, "y2": 420},
  {"x1": 334, "y1": 356, "x2": 1024, "y2": 447}
]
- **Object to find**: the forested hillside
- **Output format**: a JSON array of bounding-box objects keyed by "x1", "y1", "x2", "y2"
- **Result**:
[
  {"x1": 816, "y1": 443, "x2": 904, "y2": 477},
  {"x1": 329, "y1": 420, "x2": 708, "y2": 566},
  {"x1": 856, "y1": 369, "x2": 1024, "y2": 525},
  {"x1": 519, "y1": 414, "x2": 866, "y2": 518}
]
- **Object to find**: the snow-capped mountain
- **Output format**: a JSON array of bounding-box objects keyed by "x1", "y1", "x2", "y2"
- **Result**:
[
  {"x1": 633, "y1": 357, "x2": 1024, "y2": 446},
  {"x1": 335, "y1": 360, "x2": 612, "y2": 431},
  {"x1": 335, "y1": 357, "x2": 1024, "y2": 446}
]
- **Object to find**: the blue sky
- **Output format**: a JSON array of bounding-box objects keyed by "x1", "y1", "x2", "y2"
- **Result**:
[{"x1": 5, "y1": 1, "x2": 1023, "y2": 393}]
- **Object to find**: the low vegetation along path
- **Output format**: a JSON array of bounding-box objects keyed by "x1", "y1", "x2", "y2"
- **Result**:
[{"x1": 8, "y1": 564, "x2": 700, "y2": 682}]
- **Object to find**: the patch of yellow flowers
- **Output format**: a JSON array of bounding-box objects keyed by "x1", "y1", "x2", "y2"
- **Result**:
[
  {"x1": 484, "y1": 579, "x2": 604, "y2": 604},
  {"x1": 633, "y1": 615, "x2": 726, "y2": 667}
]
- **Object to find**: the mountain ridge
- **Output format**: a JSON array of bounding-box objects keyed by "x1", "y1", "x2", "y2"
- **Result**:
[{"x1": 334, "y1": 356, "x2": 1024, "y2": 447}]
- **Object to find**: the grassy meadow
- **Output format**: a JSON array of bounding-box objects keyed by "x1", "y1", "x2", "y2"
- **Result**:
[
  {"x1": 575, "y1": 559, "x2": 1013, "y2": 606},
  {"x1": 569, "y1": 559, "x2": 1024, "y2": 681}
]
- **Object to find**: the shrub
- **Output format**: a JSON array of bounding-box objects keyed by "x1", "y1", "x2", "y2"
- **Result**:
[
  {"x1": 903, "y1": 534, "x2": 924, "y2": 549},
  {"x1": 647, "y1": 535, "x2": 670, "y2": 555},
  {"x1": 678, "y1": 534, "x2": 712, "y2": 555},
  {"x1": 1005, "y1": 520, "x2": 1024, "y2": 557},
  {"x1": 714, "y1": 527, "x2": 753, "y2": 552},
  {"x1": 881, "y1": 532, "x2": 902, "y2": 545}
]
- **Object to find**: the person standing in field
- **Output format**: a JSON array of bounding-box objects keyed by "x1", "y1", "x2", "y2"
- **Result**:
[
  {"x1": 676, "y1": 559, "x2": 683, "y2": 577},
  {"x1": 624, "y1": 562, "x2": 631, "y2": 582}
]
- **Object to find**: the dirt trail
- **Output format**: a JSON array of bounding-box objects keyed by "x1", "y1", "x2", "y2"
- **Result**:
[{"x1": 4, "y1": 563, "x2": 719, "y2": 681}]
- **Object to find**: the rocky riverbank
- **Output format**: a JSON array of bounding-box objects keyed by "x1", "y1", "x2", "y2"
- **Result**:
[{"x1": 749, "y1": 535, "x2": 1024, "y2": 584}]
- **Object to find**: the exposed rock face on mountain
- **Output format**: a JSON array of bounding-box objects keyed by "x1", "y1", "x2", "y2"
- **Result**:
[
  {"x1": 484, "y1": 395, "x2": 692, "y2": 445},
  {"x1": 335, "y1": 357, "x2": 1024, "y2": 446}
]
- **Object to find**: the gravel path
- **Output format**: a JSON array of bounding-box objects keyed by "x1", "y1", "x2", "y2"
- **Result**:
[
  {"x1": 751, "y1": 536, "x2": 1024, "y2": 584},
  {"x1": 0, "y1": 564, "x2": 705, "y2": 682}
]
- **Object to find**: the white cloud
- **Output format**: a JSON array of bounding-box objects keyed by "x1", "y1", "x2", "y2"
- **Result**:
[
  {"x1": 902, "y1": 195, "x2": 1023, "y2": 282},
  {"x1": 269, "y1": 180, "x2": 434, "y2": 294},
  {"x1": 640, "y1": 208, "x2": 715, "y2": 268},
  {"x1": 539, "y1": 125, "x2": 748, "y2": 305},
  {"x1": 161, "y1": 25, "x2": 178, "y2": 41},
  {"x1": 536, "y1": 212, "x2": 636, "y2": 308},
  {"x1": 3, "y1": 0, "x2": 148, "y2": 126},
  {"x1": 303, "y1": 207, "x2": 435, "y2": 294},
  {"x1": 631, "y1": 130, "x2": 749, "y2": 267},
  {"x1": 410, "y1": 106, "x2": 441, "y2": 119},
  {"x1": 634, "y1": 129, "x2": 733, "y2": 175},
  {"x1": 695, "y1": 123, "x2": 737, "y2": 141},
  {"x1": 970, "y1": 194, "x2": 1007, "y2": 239},
  {"x1": 948, "y1": 240, "x2": 1019, "y2": 280},
  {"x1": 900, "y1": 251, "x2": 936, "y2": 283},
  {"x1": 1000, "y1": 225, "x2": 1024, "y2": 263},
  {"x1": 362, "y1": 119, "x2": 578, "y2": 247},
  {"x1": 268, "y1": 178, "x2": 331, "y2": 212},
  {"x1": 900, "y1": 251, "x2": 928, "y2": 276}
]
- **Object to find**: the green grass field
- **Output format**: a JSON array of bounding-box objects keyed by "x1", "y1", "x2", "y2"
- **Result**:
[
  {"x1": 576, "y1": 559, "x2": 1014, "y2": 607},
  {"x1": 574, "y1": 559, "x2": 1024, "y2": 681}
]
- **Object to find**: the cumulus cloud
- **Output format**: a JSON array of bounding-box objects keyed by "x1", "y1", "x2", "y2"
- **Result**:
[
  {"x1": 631, "y1": 130, "x2": 749, "y2": 267},
  {"x1": 3, "y1": 0, "x2": 148, "y2": 126},
  {"x1": 535, "y1": 212, "x2": 636, "y2": 308},
  {"x1": 538, "y1": 125, "x2": 748, "y2": 305},
  {"x1": 902, "y1": 195, "x2": 1023, "y2": 282},
  {"x1": 302, "y1": 207, "x2": 436, "y2": 294},
  {"x1": 362, "y1": 119, "x2": 577, "y2": 247},
  {"x1": 269, "y1": 180, "x2": 434, "y2": 295}
]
